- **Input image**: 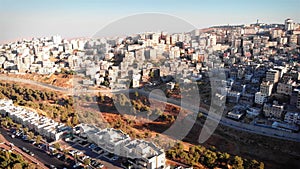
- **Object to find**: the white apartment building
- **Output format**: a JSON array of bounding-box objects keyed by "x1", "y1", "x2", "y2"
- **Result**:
[
  {"x1": 124, "y1": 139, "x2": 166, "y2": 169},
  {"x1": 79, "y1": 124, "x2": 131, "y2": 157},
  {"x1": 260, "y1": 81, "x2": 273, "y2": 96},
  {"x1": 285, "y1": 18, "x2": 295, "y2": 31},
  {"x1": 266, "y1": 69, "x2": 280, "y2": 83},
  {"x1": 77, "y1": 124, "x2": 166, "y2": 169},
  {"x1": 0, "y1": 99, "x2": 67, "y2": 141}
]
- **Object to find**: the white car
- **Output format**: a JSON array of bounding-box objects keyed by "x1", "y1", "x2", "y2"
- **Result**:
[
  {"x1": 73, "y1": 162, "x2": 82, "y2": 168},
  {"x1": 69, "y1": 150, "x2": 78, "y2": 156},
  {"x1": 98, "y1": 163, "x2": 104, "y2": 168},
  {"x1": 75, "y1": 151, "x2": 83, "y2": 156},
  {"x1": 56, "y1": 153, "x2": 63, "y2": 159},
  {"x1": 82, "y1": 156, "x2": 90, "y2": 161}
]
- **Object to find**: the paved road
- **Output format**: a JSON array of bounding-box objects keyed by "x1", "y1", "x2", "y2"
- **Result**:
[
  {"x1": 146, "y1": 91, "x2": 300, "y2": 142},
  {"x1": 0, "y1": 75, "x2": 119, "y2": 94},
  {"x1": 0, "y1": 133, "x2": 48, "y2": 169},
  {"x1": 1, "y1": 75, "x2": 300, "y2": 142},
  {"x1": 0, "y1": 127, "x2": 68, "y2": 169}
]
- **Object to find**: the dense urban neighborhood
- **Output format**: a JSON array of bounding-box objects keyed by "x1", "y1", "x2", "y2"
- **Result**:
[{"x1": 0, "y1": 18, "x2": 300, "y2": 169}]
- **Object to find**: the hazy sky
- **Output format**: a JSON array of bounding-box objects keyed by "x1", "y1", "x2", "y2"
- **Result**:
[{"x1": 0, "y1": 0, "x2": 299, "y2": 43}]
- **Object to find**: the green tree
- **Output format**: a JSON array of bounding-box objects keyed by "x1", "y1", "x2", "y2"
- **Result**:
[
  {"x1": 36, "y1": 135, "x2": 42, "y2": 144},
  {"x1": 1, "y1": 119, "x2": 8, "y2": 128},
  {"x1": 53, "y1": 143, "x2": 61, "y2": 150},
  {"x1": 154, "y1": 108, "x2": 163, "y2": 116},
  {"x1": 83, "y1": 158, "x2": 90, "y2": 166},
  {"x1": 259, "y1": 162, "x2": 264, "y2": 169},
  {"x1": 98, "y1": 93, "x2": 105, "y2": 102},
  {"x1": 16, "y1": 124, "x2": 22, "y2": 132},
  {"x1": 23, "y1": 127, "x2": 29, "y2": 135},
  {"x1": 63, "y1": 149, "x2": 69, "y2": 156},
  {"x1": 219, "y1": 152, "x2": 230, "y2": 163},
  {"x1": 27, "y1": 131, "x2": 34, "y2": 140},
  {"x1": 12, "y1": 163, "x2": 23, "y2": 169},
  {"x1": 26, "y1": 163, "x2": 36, "y2": 169},
  {"x1": 61, "y1": 111, "x2": 68, "y2": 122},
  {"x1": 203, "y1": 150, "x2": 217, "y2": 168},
  {"x1": 232, "y1": 156, "x2": 244, "y2": 169},
  {"x1": 72, "y1": 115, "x2": 79, "y2": 126},
  {"x1": 134, "y1": 91, "x2": 139, "y2": 98}
]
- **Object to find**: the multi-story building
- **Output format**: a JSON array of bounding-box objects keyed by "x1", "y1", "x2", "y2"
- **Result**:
[
  {"x1": 285, "y1": 18, "x2": 295, "y2": 31},
  {"x1": 260, "y1": 81, "x2": 273, "y2": 96},
  {"x1": 77, "y1": 124, "x2": 166, "y2": 169},
  {"x1": 0, "y1": 99, "x2": 69, "y2": 141},
  {"x1": 239, "y1": 93, "x2": 254, "y2": 106},
  {"x1": 227, "y1": 91, "x2": 241, "y2": 103},
  {"x1": 255, "y1": 92, "x2": 268, "y2": 105},
  {"x1": 263, "y1": 101, "x2": 285, "y2": 119},
  {"x1": 284, "y1": 112, "x2": 300, "y2": 125},
  {"x1": 277, "y1": 78, "x2": 297, "y2": 95},
  {"x1": 266, "y1": 69, "x2": 280, "y2": 83},
  {"x1": 124, "y1": 139, "x2": 166, "y2": 169},
  {"x1": 88, "y1": 127, "x2": 131, "y2": 157}
]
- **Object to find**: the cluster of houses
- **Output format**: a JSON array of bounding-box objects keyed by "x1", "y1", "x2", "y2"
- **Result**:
[
  {"x1": 0, "y1": 99, "x2": 166, "y2": 169},
  {"x1": 0, "y1": 99, "x2": 71, "y2": 141}
]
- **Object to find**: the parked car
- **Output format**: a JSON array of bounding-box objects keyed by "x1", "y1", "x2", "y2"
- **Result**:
[
  {"x1": 88, "y1": 144, "x2": 96, "y2": 149},
  {"x1": 69, "y1": 150, "x2": 78, "y2": 156},
  {"x1": 76, "y1": 151, "x2": 83, "y2": 156},
  {"x1": 112, "y1": 155, "x2": 119, "y2": 161},
  {"x1": 73, "y1": 162, "x2": 82, "y2": 168},
  {"x1": 96, "y1": 163, "x2": 104, "y2": 168},
  {"x1": 49, "y1": 165, "x2": 57, "y2": 169},
  {"x1": 22, "y1": 147, "x2": 29, "y2": 153},
  {"x1": 56, "y1": 153, "x2": 63, "y2": 159},
  {"x1": 29, "y1": 151, "x2": 34, "y2": 156}
]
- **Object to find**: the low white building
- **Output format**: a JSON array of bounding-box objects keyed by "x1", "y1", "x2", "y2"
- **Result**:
[
  {"x1": 255, "y1": 92, "x2": 267, "y2": 105},
  {"x1": 132, "y1": 74, "x2": 141, "y2": 88},
  {"x1": 0, "y1": 99, "x2": 67, "y2": 141},
  {"x1": 125, "y1": 139, "x2": 166, "y2": 169},
  {"x1": 79, "y1": 124, "x2": 131, "y2": 156}
]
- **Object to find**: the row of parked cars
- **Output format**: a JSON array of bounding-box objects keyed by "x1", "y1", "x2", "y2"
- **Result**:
[
  {"x1": 65, "y1": 137, "x2": 107, "y2": 168},
  {"x1": 9, "y1": 128, "x2": 37, "y2": 157},
  {"x1": 49, "y1": 143, "x2": 104, "y2": 169},
  {"x1": 11, "y1": 129, "x2": 37, "y2": 145}
]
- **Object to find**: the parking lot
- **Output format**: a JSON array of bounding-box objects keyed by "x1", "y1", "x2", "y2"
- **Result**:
[{"x1": 63, "y1": 136, "x2": 124, "y2": 169}]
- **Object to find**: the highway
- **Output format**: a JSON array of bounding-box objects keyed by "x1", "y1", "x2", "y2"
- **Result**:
[{"x1": 1, "y1": 75, "x2": 300, "y2": 142}]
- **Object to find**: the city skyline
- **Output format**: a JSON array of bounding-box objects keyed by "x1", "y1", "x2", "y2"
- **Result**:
[{"x1": 0, "y1": 0, "x2": 300, "y2": 43}]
